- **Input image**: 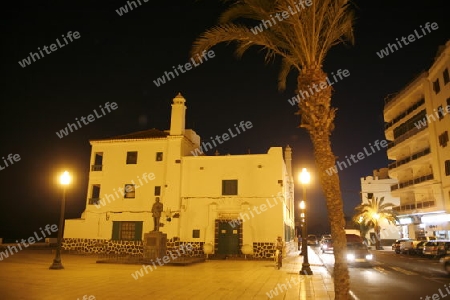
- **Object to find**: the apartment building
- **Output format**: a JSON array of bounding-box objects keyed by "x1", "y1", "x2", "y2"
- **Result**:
[{"x1": 383, "y1": 40, "x2": 450, "y2": 240}]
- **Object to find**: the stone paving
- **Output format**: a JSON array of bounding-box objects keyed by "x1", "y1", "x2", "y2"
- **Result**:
[{"x1": 0, "y1": 247, "x2": 334, "y2": 300}]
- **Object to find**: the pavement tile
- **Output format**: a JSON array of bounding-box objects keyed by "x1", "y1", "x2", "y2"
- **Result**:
[{"x1": 0, "y1": 247, "x2": 334, "y2": 300}]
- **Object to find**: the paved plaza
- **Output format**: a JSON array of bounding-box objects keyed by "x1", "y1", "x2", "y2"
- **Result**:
[{"x1": 0, "y1": 248, "x2": 334, "y2": 300}]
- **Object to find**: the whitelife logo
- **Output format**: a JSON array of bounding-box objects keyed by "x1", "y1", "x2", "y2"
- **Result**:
[
  {"x1": 376, "y1": 22, "x2": 438, "y2": 59},
  {"x1": 55, "y1": 102, "x2": 118, "y2": 139},
  {"x1": 153, "y1": 50, "x2": 215, "y2": 87},
  {"x1": 326, "y1": 139, "x2": 388, "y2": 176},
  {"x1": 18, "y1": 31, "x2": 81, "y2": 68},
  {"x1": 0, "y1": 224, "x2": 58, "y2": 261},
  {"x1": 250, "y1": 0, "x2": 312, "y2": 35},
  {"x1": 190, "y1": 121, "x2": 253, "y2": 156}
]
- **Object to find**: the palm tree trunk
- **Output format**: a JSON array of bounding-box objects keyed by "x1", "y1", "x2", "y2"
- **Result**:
[
  {"x1": 298, "y1": 68, "x2": 350, "y2": 299},
  {"x1": 375, "y1": 224, "x2": 381, "y2": 250},
  {"x1": 309, "y1": 131, "x2": 350, "y2": 300}
]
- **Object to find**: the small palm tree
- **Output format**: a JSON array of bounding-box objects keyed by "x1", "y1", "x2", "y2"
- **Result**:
[
  {"x1": 191, "y1": 1, "x2": 355, "y2": 298},
  {"x1": 353, "y1": 197, "x2": 398, "y2": 250}
]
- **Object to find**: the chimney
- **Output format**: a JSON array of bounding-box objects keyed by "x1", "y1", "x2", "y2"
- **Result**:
[
  {"x1": 169, "y1": 92, "x2": 186, "y2": 136},
  {"x1": 284, "y1": 145, "x2": 292, "y2": 178}
]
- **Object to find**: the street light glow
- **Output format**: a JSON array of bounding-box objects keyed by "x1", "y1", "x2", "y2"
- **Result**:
[
  {"x1": 299, "y1": 168, "x2": 310, "y2": 185},
  {"x1": 299, "y1": 200, "x2": 305, "y2": 210},
  {"x1": 59, "y1": 171, "x2": 71, "y2": 185}
]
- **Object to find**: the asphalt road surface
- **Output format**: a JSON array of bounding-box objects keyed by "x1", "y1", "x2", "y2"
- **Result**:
[{"x1": 315, "y1": 247, "x2": 450, "y2": 300}]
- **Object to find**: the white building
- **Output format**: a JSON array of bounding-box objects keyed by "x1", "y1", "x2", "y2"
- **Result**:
[
  {"x1": 383, "y1": 40, "x2": 450, "y2": 240},
  {"x1": 360, "y1": 168, "x2": 401, "y2": 244},
  {"x1": 63, "y1": 93, "x2": 296, "y2": 258}
]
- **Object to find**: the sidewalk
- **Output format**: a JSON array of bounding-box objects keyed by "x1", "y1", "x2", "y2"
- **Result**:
[{"x1": 0, "y1": 247, "x2": 334, "y2": 300}]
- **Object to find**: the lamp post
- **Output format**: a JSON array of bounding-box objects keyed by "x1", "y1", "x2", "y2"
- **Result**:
[
  {"x1": 50, "y1": 171, "x2": 71, "y2": 270},
  {"x1": 299, "y1": 168, "x2": 312, "y2": 275}
]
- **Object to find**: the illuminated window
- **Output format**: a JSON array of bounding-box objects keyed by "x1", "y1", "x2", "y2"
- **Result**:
[{"x1": 124, "y1": 184, "x2": 135, "y2": 198}]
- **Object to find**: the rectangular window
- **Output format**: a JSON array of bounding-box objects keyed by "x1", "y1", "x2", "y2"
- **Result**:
[
  {"x1": 438, "y1": 106, "x2": 445, "y2": 120},
  {"x1": 156, "y1": 152, "x2": 163, "y2": 161},
  {"x1": 88, "y1": 184, "x2": 101, "y2": 205},
  {"x1": 367, "y1": 193, "x2": 373, "y2": 199},
  {"x1": 154, "y1": 186, "x2": 161, "y2": 196},
  {"x1": 439, "y1": 131, "x2": 449, "y2": 147},
  {"x1": 222, "y1": 180, "x2": 238, "y2": 195},
  {"x1": 124, "y1": 184, "x2": 135, "y2": 198},
  {"x1": 444, "y1": 68, "x2": 449, "y2": 85},
  {"x1": 126, "y1": 151, "x2": 138, "y2": 164},
  {"x1": 433, "y1": 79, "x2": 441, "y2": 94},
  {"x1": 447, "y1": 98, "x2": 450, "y2": 107},
  {"x1": 91, "y1": 152, "x2": 103, "y2": 171},
  {"x1": 192, "y1": 229, "x2": 200, "y2": 238},
  {"x1": 111, "y1": 221, "x2": 143, "y2": 241},
  {"x1": 445, "y1": 160, "x2": 450, "y2": 176}
]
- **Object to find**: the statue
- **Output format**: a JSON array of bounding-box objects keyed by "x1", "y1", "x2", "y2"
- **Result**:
[{"x1": 151, "y1": 198, "x2": 164, "y2": 231}]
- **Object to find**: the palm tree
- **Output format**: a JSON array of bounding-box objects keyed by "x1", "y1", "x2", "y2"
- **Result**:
[
  {"x1": 353, "y1": 197, "x2": 398, "y2": 250},
  {"x1": 191, "y1": 0, "x2": 355, "y2": 298}
]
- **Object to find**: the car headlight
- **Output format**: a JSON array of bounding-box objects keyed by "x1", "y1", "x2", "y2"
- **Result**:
[
  {"x1": 365, "y1": 254, "x2": 373, "y2": 260},
  {"x1": 347, "y1": 253, "x2": 355, "y2": 261}
]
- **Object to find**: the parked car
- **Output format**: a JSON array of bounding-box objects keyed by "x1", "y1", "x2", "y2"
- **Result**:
[
  {"x1": 423, "y1": 240, "x2": 450, "y2": 258},
  {"x1": 307, "y1": 234, "x2": 319, "y2": 246},
  {"x1": 415, "y1": 241, "x2": 426, "y2": 256},
  {"x1": 402, "y1": 236, "x2": 437, "y2": 255},
  {"x1": 346, "y1": 234, "x2": 373, "y2": 266},
  {"x1": 392, "y1": 238, "x2": 413, "y2": 254},
  {"x1": 440, "y1": 255, "x2": 450, "y2": 275},
  {"x1": 321, "y1": 238, "x2": 333, "y2": 254}
]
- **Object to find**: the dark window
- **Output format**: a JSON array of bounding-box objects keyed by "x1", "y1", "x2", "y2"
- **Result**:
[
  {"x1": 156, "y1": 152, "x2": 163, "y2": 161},
  {"x1": 222, "y1": 180, "x2": 238, "y2": 195},
  {"x1": 393, "y1": 110, "x2": 427, "y2": 138},
  {"x1": 367, "y1": 193, "x2": 373, "y2": 199},
  {"x1": 192, "y1": 230, "x2": 200, "y2": 238},
  {"x1": 433, "y1": 79, "x2": 441, "y2": 94},
  {"x1": 126, "y1": 151, "x2": 138, "y2": 164},
  {"x1": 444, "y1": 68, "x2": 450, "y2": 85},
  {"x1": 92, "y1": 152, "x2": 103, "y2": 171},
  {"x1": 439, "y1": 131, "x2": 449, "y2": 147},
  {"x1": 89, "y1": 184, "x2": 101, "y2": 205},
  {"x1": 112, "y1": 221, "x2": 143, "y2": 241},
  {"x1": 124, "y1": 184, "x2": 135, "y2": 198},
  {"x1": 438, "y1": 106, "x2": 445, "y2": 120},
  {"x1": 445, "y1": 160, "x2": 450, "y2": 176},
  {"x1": 154, "y1": 186, "x2": 161, "y2": 196},
  {"x1": 447, "y1": 98, "x2": 450, "y2": 107}
]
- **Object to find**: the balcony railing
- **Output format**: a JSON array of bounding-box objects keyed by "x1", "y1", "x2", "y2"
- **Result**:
[
  {"x1": 388, "y1": 148, "x2": 431, "y2": 170},
  {"x1": 385, "y1": 98, "x2": 425, "y2": 130},
  {"x1": 91, "y1": 165, "x2": 103, "y2": 171},
  {"x1": 393, "y1": 200, "x2": 435, "y2": 212},
  {"x1": 391, "y1": 173, "x2": 434, "y2": 191},
  {"x1": 387, "y1": 125, "x2": 427, "y2": 149}
]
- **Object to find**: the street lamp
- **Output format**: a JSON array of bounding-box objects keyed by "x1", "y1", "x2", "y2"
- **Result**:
[
  {"x1": 49, "y1": 171, "x2": 71, "y2": 270},
  {"x1": 299, "y1": 168, "x2": 312, "y2": 275}
]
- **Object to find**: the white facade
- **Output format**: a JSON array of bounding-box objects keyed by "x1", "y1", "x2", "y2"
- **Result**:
[
  {"x1": 383, "y1": 40, "x2": 450, "y2": 240},
  {"x1": 360, "y1": 168, "x2": 401, "y2": 242},
  {"x1": 63, "y1": 93, "x2": 295, "y2": 257}
]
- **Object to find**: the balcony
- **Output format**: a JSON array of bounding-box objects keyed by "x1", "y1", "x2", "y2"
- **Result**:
[
  {"x1": 393, "y1": 200, "x2": 435, "y2": 212},
  {"x1": 391, "y1": 173, "x2": 434, "y2": 191},
  {"x1": 91, "y1": 165, "x2": 103, "y2": 171},
  {"x1": 388, "y1": 148, "x2": 430, "y2": 170},
  {"x1": 385, "y1": 98, "x2": 425, "y2": 130},
  {"x1": 387, "y1": 125, "x2": 427, "y2": 150}
]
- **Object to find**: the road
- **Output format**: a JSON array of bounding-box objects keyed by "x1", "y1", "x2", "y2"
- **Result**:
[{"x1": 315, "y1": 247, "x2": 450, "y2": 299}]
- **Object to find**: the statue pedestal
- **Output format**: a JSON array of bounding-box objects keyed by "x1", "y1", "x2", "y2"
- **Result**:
[{"x1": 143, "y1": 231, "x2": 167, "y2": 261}]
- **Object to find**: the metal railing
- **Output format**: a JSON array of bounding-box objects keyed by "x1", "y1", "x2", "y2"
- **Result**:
[{"x1": 388, "y1": 148, "x2": 431, "y2": 170}]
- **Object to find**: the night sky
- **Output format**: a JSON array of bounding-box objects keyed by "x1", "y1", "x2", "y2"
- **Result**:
[{"x1": 0, "y1": 0, "x2": 448, "y2": 241}]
